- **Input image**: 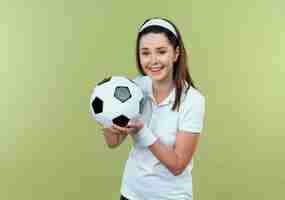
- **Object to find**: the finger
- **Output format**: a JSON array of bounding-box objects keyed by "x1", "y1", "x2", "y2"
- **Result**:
[
  {"x1": 107, "y1": 127, "x2": 122, "y2": 135},
  {"x1": 102, "y1": 127, "x2": 119, "y2": 135},
  {"x1": 127, "y1": 120, "x2": 144, "y2": 130},
  {"x1": 112, "y1": 125, "x2": 131, "y2": 135},
  {"x1": 102, "y1": 127, "x2": 112, "y2": 132},
  {"x1": 128, "y1": 127, "x2": 138, "y2": 134},
  {"x1": 126, "y1": 122, "x2": 137, "y2": 128},
  {"x1": 112, "y1": 124, "x2": 128, "y2": 132},
  {"x1": 102, "y1": 127, "x2": 112, "y2": 134}
]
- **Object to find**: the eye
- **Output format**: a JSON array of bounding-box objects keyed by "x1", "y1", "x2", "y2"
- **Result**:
[
  {"x1": 158, "y1": 50, "x2": 166, "y2": 55},
  {"x1": 140, "y1": 51, "x2": 149, "y2": 56}
]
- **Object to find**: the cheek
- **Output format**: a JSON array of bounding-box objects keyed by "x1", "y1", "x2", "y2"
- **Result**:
[
  {"x1": 161, "y1": 55, "x2": 174, "y2": 66},
  {"x1": 169, "y1": 53, "x2": 178, "y2": 65},
  {"x1": 139, "y1": 56, "x2": 149, "y2": 67}
]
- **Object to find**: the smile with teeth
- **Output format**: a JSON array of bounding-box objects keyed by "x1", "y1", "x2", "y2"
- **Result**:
[{"x1": 147, "y1": 66, "x2": 164, "y2": 72}]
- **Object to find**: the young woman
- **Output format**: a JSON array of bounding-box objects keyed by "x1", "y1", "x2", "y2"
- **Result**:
[{"x1": 102, "y1": 17, "x2": 205, "y2": 200}]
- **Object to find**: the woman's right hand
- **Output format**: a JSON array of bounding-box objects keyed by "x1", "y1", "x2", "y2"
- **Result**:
[
  {"x1": 111, "y1": 119, "x2": 144, "y2": 136},
  {"x1": 101, "y1": 125, "x2": 127, "y2": 148}
]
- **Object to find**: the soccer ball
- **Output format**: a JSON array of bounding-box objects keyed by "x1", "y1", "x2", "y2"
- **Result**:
[{"x1": 90, "y1": 76, "x2": 144, "y2": 128}]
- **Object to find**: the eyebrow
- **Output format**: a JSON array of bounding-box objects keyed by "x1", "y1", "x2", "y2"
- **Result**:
[{"x1": 140, "y1": 46, "x2": 168, "y2": 50}]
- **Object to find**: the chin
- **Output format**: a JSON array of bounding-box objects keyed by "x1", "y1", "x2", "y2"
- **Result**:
[
  {"x1": 149, "y1": 74, "x2": 167, "y2": 82},
  {"x1": 145, "y1": 69, "x2": 171, "y2": 83}
]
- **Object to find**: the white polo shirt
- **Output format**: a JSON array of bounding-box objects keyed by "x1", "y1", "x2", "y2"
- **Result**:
[{"x1": 121, "y1": 76, "x2": 205, "y2": 200}]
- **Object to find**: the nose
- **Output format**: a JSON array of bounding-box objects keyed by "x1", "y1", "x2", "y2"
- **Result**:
[{"x1": 150, "y1": 54, "x2": 158, "y2": 65}]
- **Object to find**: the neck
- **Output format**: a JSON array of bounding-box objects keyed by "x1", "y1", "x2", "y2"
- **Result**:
[
  {"x1": 152, "y1": 80, "x2": 175, "y2": 103},
  {"x1": 153, "y1": 80, "x2": 174, "y2": 93}
]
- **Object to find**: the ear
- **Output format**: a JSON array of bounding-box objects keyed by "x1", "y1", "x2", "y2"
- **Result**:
[{"x1": 174, "y1": 46, "x2": 180, "y2": 62}]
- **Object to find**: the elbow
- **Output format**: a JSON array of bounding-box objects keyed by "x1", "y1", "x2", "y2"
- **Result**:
[
  {"x1": 169, "y1": 166, "x2": 185, "y2": 176},
  {"x1": 172, "y1": 169, "x2": 183, "y2": 176},
  {"x1": 107, "y1": 144, "x2": 117, "y2": 149},
  {"x1": 106, "y1": 142, "x2": 119, "y2": 149}
]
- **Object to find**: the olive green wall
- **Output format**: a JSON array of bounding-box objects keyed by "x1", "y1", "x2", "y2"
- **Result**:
[{"x1": 1, "y1": 0, "x2": 284, "y2": 199}]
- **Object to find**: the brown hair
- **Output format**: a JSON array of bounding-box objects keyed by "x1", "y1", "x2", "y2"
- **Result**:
[{"x1": 136, "y1": 17, "x2": 196, "y2": 111}]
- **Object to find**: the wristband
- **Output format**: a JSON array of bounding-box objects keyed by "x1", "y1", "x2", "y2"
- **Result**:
[{"x1": 133, "y1": 125, "x2": 157, "y2": 147}]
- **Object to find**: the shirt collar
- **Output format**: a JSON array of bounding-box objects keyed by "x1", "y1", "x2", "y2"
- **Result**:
[{"x1": 145, "y1": 77, "x2": 189, "y2": 106}]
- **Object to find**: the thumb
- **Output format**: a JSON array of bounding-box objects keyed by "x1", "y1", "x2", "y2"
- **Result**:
[{"x1": 127, "y1": 119, "x2": 144, "y2": 129}]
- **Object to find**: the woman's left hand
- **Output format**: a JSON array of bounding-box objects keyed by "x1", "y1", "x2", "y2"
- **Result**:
[{"x1": 112, "y1": 119, "x2": 144, "y2": 136}]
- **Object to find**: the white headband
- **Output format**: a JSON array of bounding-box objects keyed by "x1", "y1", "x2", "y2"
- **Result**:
[{"x1": 139, "y1": 18, "x2": 178, "y2": 37}]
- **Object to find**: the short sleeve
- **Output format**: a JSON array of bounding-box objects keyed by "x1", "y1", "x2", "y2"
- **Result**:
[
  {"x1": 132, "y1": 75, "x2": 153, "y2": 126},
  {"x1": 132, "y1": 75, "x2": 151, "y2": 94},
  {"x1": 178, "y1": 88, "x2": 205, "y2": 134}
]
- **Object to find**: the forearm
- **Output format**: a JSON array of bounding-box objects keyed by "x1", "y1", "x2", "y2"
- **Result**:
[
  {"x1": 134, "y1": 126, "x2": 198, "y2": 176},
  {"x1": 149, "y1": 141, "x2": 190, "y2": 176}
]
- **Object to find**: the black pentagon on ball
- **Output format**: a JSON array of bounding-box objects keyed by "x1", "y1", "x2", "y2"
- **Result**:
[
  {"x1": 113, "y1": 115, "x2": 130, "y2": 127},
  {"x1": 92, "y1": 97, "x2": 103, "y2": 114},
  {"x1": 114, "y1": 86, "x2": 131, "y2": 103},
  {"x1": 97, "y1": 76, "x2": 111, "y2": 86}
]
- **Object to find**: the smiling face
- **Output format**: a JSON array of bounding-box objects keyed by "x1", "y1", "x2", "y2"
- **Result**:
[{"x1": 139, "y1": 33, "x2": 179, "y2": 84}]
